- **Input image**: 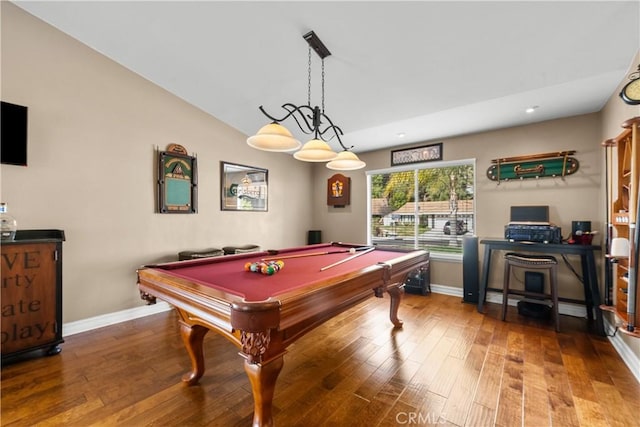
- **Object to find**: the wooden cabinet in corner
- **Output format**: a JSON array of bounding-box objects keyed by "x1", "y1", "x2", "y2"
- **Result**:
[{"x1": 1, "y1": 229, "x2": 65, "y2": 363}]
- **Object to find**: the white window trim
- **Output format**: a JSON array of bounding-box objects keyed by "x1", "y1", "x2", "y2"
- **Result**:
[{"x1": 366, "y1": 158, "x2": 477, "y2": 261}]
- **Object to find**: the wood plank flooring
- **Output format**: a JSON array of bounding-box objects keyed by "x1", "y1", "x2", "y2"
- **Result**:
[{"x1": 2, "y1": 293, "x2": 638, "y2": 426}]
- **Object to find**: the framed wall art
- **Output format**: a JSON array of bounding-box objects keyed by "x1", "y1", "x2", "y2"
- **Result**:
[
  {"x1": 157, "y1": 144, "x2": 197, "y2": 214},
  {"x1": 221, "y1": 161, "x2": 268, "y2": 211},
  {"x1": 391, "y1": 142, "x2": 443, "y2": 166}
]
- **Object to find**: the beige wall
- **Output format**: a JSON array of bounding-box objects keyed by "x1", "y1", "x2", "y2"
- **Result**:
[
  {"x1": 1, "y1": 4, "x2": 316, "y2": 322},
  {"x1": 315, "y1": 113, "x2": 604, "y2": 299},
  {"x1": 312, "y1": 48, "x2": 638, "y2": 303}
]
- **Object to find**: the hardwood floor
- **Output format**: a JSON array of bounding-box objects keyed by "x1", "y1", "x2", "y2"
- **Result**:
[{"x1": 2, "y1": 293, "x2": 638, "y2": 426}]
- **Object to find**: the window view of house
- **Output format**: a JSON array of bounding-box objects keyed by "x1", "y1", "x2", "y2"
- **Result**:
[{"x1": 368, "y1": 161, "x2": 475, "y2": 256}]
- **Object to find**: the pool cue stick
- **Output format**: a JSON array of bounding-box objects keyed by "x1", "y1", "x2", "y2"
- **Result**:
[
  {"x1": 320, "y1": 247, "x2": 375, "y2": 271},
  {"x1": 261, "y1": 247, "x2": 365, "y2": 262}
]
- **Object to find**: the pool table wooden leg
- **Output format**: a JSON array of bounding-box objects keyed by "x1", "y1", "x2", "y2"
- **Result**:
[
  {"x1": 244, "y1": 355, "x2": 284, "y2": 427},
  {"x1": 178, "y1": 320, "x2": 209, "y2": 386},
  {"x1": 387, "y1": 285, "x2": 404, "y2": 328}
]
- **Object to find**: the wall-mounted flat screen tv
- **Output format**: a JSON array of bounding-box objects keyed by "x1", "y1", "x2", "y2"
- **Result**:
[{"x1": 1, "y1": 101, "x2": 28, "y2": 166}]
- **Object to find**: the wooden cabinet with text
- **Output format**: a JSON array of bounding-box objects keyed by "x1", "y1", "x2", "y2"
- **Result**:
[{"x1": 1, "y1": 230, "x2": 65, "y2": 362}]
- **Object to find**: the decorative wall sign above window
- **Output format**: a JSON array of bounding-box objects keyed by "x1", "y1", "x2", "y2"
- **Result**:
[
  {"x1": 486, "y1": 150, "x2": 579, "y2": 184},
  {"x1": 157, "y1": 144, "x2": 197, "y2": 213},
  {"x1": 391, "y1": 143, "x2": 443, "y2": 166}
]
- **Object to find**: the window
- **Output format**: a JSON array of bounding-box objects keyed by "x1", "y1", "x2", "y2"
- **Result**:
[{"x1": 367, "y1": 159, "x2": 475, "y2": 259}]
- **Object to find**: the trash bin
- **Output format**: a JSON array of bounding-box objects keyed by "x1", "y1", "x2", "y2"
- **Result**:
[{"x1": 308, "y1": 230, "x2": 322, "y2": 245}]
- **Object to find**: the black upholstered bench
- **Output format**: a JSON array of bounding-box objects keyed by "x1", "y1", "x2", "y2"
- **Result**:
[
  {"x1": 178, "y1": 248, "x2": 224, "y2": 261},
  {"x1": 222, "y1": 244, "x2": 260, "y2": 255}
]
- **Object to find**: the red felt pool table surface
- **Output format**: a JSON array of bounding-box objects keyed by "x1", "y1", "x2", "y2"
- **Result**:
[{"x1": 159, "y1": 243, "x2": 407, "y2": 301}]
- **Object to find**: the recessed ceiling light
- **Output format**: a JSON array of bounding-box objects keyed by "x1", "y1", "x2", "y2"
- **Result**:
[
  {"x1": 526, "y1": 106, "x2": 539, "y2": 114},
  {"x1": 396, "y1": 132, "x2": 406, "y2": 138}
]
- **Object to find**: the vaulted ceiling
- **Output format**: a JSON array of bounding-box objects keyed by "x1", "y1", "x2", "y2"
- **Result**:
[{"x1": 13, "y1": 1, "x2": 640, "y2": 153}]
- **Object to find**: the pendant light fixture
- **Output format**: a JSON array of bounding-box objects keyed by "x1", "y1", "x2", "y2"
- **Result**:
[{"x1": 247, "y1": 31, "x2": 365, "y2": 171}]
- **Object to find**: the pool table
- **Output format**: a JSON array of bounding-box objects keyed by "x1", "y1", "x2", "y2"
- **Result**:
[{"x1": 137, "y1": 242, "x2": 429, "y2": 427}]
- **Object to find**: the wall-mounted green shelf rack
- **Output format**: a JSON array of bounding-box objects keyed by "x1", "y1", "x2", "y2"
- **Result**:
[{"x1": 486, "y1": 150, "x2": 579, "y2": 184}]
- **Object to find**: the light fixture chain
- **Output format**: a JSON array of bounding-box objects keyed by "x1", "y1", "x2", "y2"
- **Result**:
[
  {"x1": 307, "y1": 46, "x2": 312, "y2": 106},
  {"x1": 321, "y1": 58, "x2": 325, "y2": 113}
]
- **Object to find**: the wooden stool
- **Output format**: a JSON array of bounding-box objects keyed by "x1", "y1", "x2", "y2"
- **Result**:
[{"x1": 502, "y1": 252, "x2": 560, "y2": 331}]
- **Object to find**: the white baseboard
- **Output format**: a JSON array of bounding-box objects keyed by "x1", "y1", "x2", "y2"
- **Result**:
[
  {"x1": 430, "y1": 283, "x2": 464, "y2": 297},
  {"x1": 603, "y1": 317, "x2": 640, "y2": 384},
  {"x1": 484, "y1": 289, "x2": 587, "y2": 318},
  {"x1": 429, "y1": 284, "x2": 587, "y2": 317},
  {"x1": 62, "y1": 302, "x2": 172, "y2": 337}
]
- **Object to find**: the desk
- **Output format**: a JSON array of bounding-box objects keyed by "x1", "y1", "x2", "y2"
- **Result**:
[
  {"x1": 137, "y1": 243, "x2": 428, "y2": 427},
  {"x1": 478, "y1": 239, "x2": 604, "y2": 336}
]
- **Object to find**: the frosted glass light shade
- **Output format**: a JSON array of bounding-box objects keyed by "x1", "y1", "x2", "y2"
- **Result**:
[
  {"x1": 326, "y1": 150, "x2": 366, "y2": 170},
  {"x1": 610, "y1": 237, "x2": 630, "y2": 258},
  {"x1": 247, "y1": 123, "x2": 301, "y2": 152},
  {"x1": 293, "y1": 139, "x2": 338, "y2": 162}
]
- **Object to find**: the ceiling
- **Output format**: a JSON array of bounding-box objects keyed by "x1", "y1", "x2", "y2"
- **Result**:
[{"x1": 12, "y1": 1, "x2": 640, "y2": 154}]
